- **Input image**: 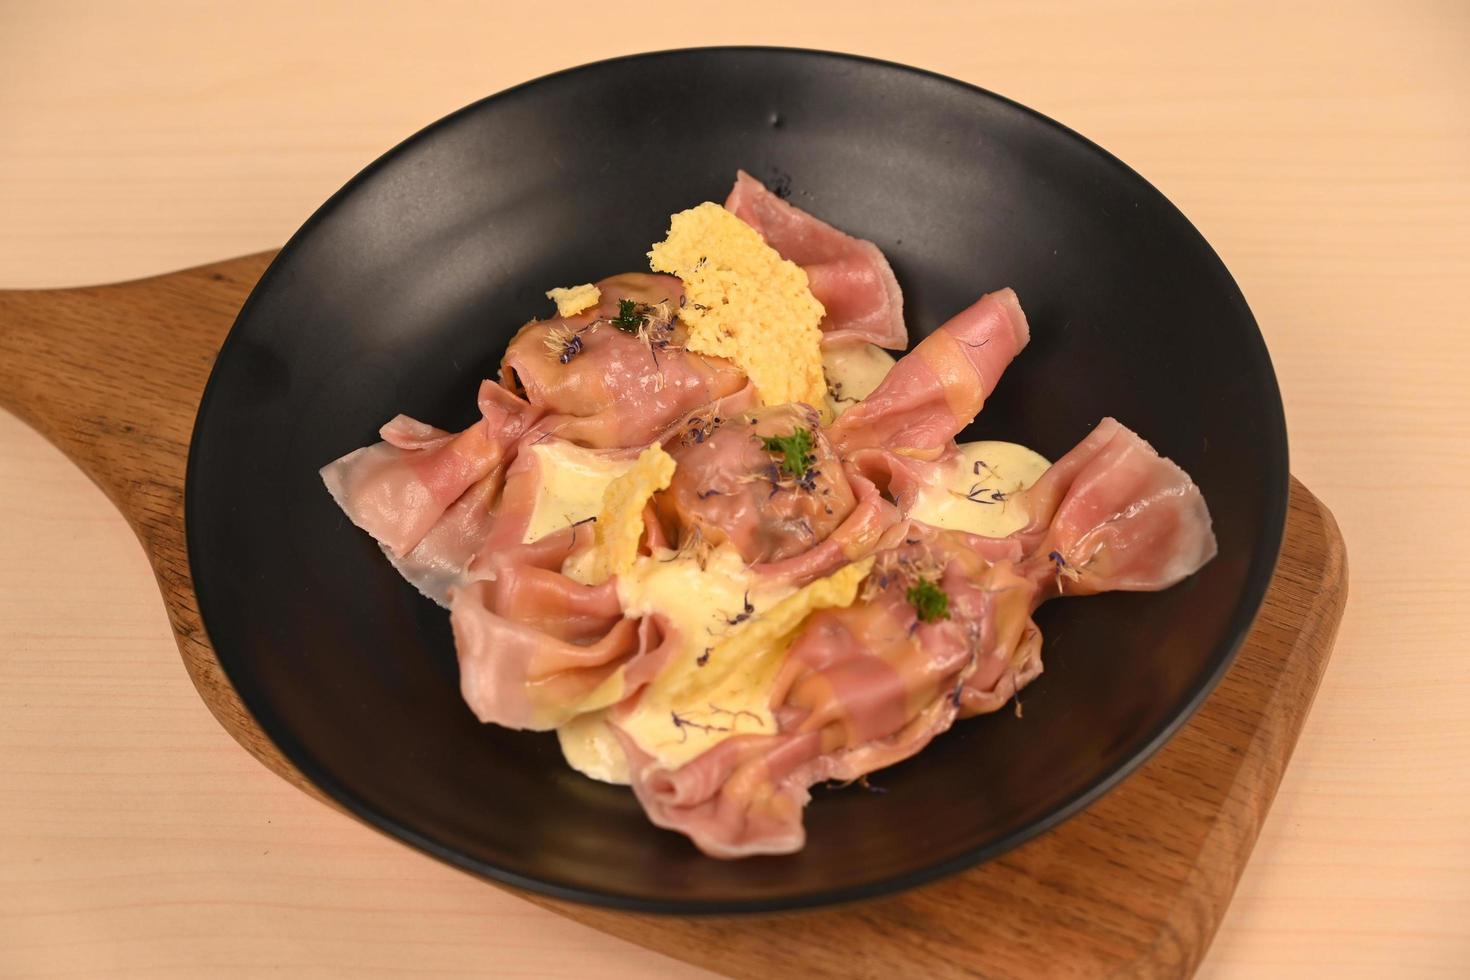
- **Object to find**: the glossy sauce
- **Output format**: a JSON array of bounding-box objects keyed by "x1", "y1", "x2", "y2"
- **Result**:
[
  {"x1": 907, "y1": 440, "x2": 1051, "y2": 537},
  {"x1": 557, "y1": 545, "x2": 793, "y2": 783},
  {"x1": 823, "y1": 343, "x2": 895, "y2": 419},
  {"x1": 521, "y1": 441, "x2": 635, "y2": 544}
]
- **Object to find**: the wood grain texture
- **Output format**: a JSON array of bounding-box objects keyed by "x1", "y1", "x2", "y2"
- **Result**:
[
  {"x1": 2, "y1": 0, "x2": 1467, "y2": 976},
  {"x1": 0, "y1": 257, "x2": 313, "y2": 800},
  {"x1": 0, "y1": 257, "x2": 1343, "y2": 979}
]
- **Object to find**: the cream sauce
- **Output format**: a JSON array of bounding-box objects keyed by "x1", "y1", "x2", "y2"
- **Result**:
[
  {"x1": 556, "y1": 545, "x2": 794, "y2": 782},
  {"x1": 521, "y1": 441, "x2": 636, "y2": 544},
  {"x1": 822, "y1": 343, "x2": 895, "y2": 419},
  {"x1": 556, "y1": 711, "x2": 630, "y2": 784},
  {"x1": 907, "y1": 440, "x2": 1051, "y2": 538}
]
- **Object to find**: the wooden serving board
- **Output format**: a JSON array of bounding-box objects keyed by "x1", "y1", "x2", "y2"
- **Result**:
[{"x1": 0, "y1": 254, "x2": 1347, "y2": 979}]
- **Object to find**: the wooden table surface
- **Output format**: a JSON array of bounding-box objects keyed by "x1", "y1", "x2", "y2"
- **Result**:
[{"x1": 2, "y1": 1, "x2": 1466, "y2": 976}]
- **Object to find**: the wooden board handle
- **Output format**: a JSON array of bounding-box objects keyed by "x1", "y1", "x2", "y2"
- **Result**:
[
  {"x1": 0, "y1": 255, "x2": 272, "y2": 516},
  {"x1": 0, "y1": 254, "x2": 319, "y2": 796}
]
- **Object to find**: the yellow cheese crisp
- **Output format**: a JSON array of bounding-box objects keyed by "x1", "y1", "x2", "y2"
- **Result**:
[
  {"x1": 545, "y1": 282, "x2": 601, "y2": 317},
  {"x1": 573, "y1": 443, "x2": 676, "y2": 585},
  {"x1": 701, "y1": 555, "x2": 875, "y2": 679},
  {"x1": 648, "y1": 202, "x2": 828, "y2": 413}
]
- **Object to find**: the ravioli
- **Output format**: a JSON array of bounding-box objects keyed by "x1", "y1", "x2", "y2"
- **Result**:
[{"x1": 320, "y1": 171, "x2": 1218, "y2": 860}]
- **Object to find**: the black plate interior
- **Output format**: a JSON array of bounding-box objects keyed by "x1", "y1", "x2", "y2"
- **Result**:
[{"x1": 186, "y1": 47, "x2": 1287, "y2": 913}]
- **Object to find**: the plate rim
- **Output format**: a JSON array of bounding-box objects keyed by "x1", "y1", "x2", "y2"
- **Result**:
[{"x1": 184, "y1": 44, "x2": 1290, "y2": 914}]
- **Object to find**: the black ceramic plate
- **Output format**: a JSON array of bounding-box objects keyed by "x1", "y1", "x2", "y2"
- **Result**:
[{"x1": 186, "y1": 47, "x2": 1287, "y2": 913}]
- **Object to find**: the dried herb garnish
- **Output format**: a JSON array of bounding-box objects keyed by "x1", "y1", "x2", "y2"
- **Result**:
[
  {"x1": 543, "y1": 323, "x2": 585, "y2": 364},
  {"x1": 682, "y1": 412, "x2": 723, "y2": 446},
  {"x1": 906, "y1": 577, "x2": 950, "y2": 623},
  {"x1": 707, "y1": 703, "x2": 761, "y2": 726},
  {"x1": 1048, "y1": 547, "x2": 1101, "y2": 594},
  {"x1": 663, "y1": 525, "x2": 712, "y2": 570},
  {"x1": 963, "y1": 482, "x2": 1007, "y2": 505},
  {"x1": 670, "y1": 711, "x2": 729, "y2": 742},
  {"x1": 725, "y1": 591, "x2": 755, "y2": 626},
  {"x1": 607, "y1": 297, "x2": 677, "y2": 374},
  {"x1": 760, "y1": 426, "x2": 816, "y2": 481},
  {"x1": 612, "y1": 298, "x2": 645, "y2": 333}
]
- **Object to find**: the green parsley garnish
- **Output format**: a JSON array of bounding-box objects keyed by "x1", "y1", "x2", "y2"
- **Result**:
[
  {"x1": 906, "y1": 577, "x2": 950, "y2": 623},
  {"x1": 760, "y1": 427, "x2": 816, "y2": 480},
  {"x1": 612, "y1": 298, "x2": 645, "y2": 333}
]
